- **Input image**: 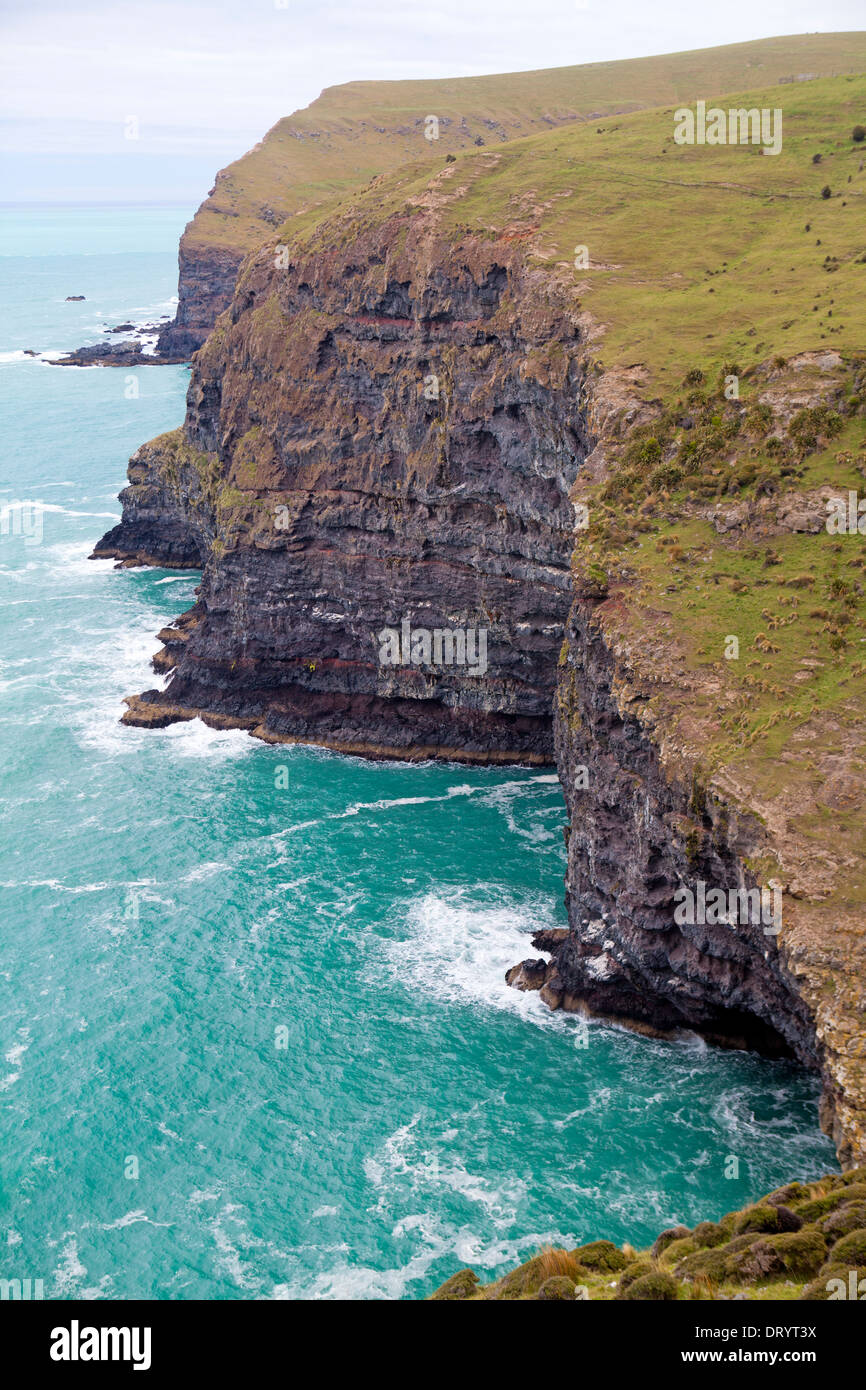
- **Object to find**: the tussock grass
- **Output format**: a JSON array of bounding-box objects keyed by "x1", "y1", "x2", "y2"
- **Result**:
[{"x1": 534, "y1": 1245, "x2": 585, "y2": 1283}]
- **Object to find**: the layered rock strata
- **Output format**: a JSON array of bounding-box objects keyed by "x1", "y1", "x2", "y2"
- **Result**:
[
  {"x1": 506, "y1": 592, "x2": 866, "y2": 1164},
  {"x1": 156, "y1": 242, "x2": 246, "y2": 359},
  {"x1": 94, "y1": 187, "x2": 865, "y2": 1166},
  {"x1": 95, "y1": 217, "x2": 588, "y2": 762}
]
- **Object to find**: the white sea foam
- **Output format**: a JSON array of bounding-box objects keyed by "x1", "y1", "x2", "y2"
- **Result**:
[
  {"x1": 272, "y1": 774, "x2": 560, "y2": 841},
  {"x1": 182, "y1": 860, "x2": 230, "y2": 882},
  {"x1": 98, "y1": 1210, "x2": 172, "y2": 1231},
  {"x1": 0, "y1": 502, "x2": 120, "y2": 521},
  {"x1": 376, "y1": 886, "x2": 580, "y2": 1034},
  {"x1": 552, "y1": 1089, "x2": 614, "y2": 1129},
  {"x1": 272, "y1": 783, "x2": 479, "y2": 838},
  {"x1": 208, "y1": 1205, "x2": 263, "y2": 1293},
  {"x1": 287, "y1": 1255, "x2": 432, "y2": 1301},
  {"x1": 282, "y1": 1212, "x2": 574, "y2": 1300},
  {"x1": 69, "y1": 617, "x2": 176, "y2": 755},
  {"x1": 159, "y1": 720, "x2": 255, "y2": 761},
  {"x1": 0, "y1": 349, "x2": 38, "y2": 363},
  {"x1": 0, "y1": 878, "x2": 113, "y2": 893},
  {"x1": 52, "y1": 1238, "x2": 87, "y2": 1294},
  {"x1": 475, "y1": 775, "x2": 564, "y2": 844},
  {"x1": 363, "y1": 1111, "x2": 530, "y2": 1228},
  {"x1": 0, "y1": 347, "x2": 65, "y2": 364},
  {"x1": 33, "y1": 538, "x2": 117, "y2": 582}
]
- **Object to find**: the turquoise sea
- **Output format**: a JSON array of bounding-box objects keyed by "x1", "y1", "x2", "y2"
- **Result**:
[{"x1": 0, "y1": 206, "x2": 837, "y2": 1300}]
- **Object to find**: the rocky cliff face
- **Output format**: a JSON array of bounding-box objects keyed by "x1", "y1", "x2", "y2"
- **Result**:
[
  {"x1": 92, "y1": 432, "x2": 210, "y2": 568},
  {"x1": 149, "y1": 77, "x2": 598, "y2": 361},
  {"x1": 541, "y1": 601, "x2": 811, "y2": 1059},
  {"x1": 506, "y1": 591, "x2": 865, "y2": 1167},
  {"x1": 156, "y1": 241, "x2": 244, "y2": 358},
  {"x1": 95, "y1": 161, "x2": 865, "y2": 1167},
  {"x1": 97, "y1": 205, "x2": 588, "y2": 762}
]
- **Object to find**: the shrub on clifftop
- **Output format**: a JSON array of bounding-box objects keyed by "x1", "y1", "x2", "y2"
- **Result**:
[
  {"x1": 571, "y1": 1239, "x2": 629, "y2": 1272},
  {"x1": 430, "y1": 1268, "x2": 479, "y2": 1300}
]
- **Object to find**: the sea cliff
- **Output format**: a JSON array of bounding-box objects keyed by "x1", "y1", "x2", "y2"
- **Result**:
[{"x1": 94, "y1": 51, "x2": 866, "y2": 1178}]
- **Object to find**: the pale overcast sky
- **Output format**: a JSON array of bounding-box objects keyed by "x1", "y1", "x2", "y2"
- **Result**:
[{"x1": 1, "y1": 0, "x2": 863, "y2": 201}]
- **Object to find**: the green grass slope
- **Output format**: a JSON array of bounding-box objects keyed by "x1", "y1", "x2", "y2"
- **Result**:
[{"x1": 187, "y1": 32, "x2": 866, "y2": 258}]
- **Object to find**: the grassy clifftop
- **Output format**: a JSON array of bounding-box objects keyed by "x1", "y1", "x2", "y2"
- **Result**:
[
  {"x1": 184, "y1": 32, "x2": 866, "y2": 260},
  {"x1": 431, "y1": 1166, "x2": 866, "y2": 1299}
]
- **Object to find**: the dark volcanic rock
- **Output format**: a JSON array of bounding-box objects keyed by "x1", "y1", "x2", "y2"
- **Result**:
[
  {"x1": 59, "y1": 316, "x2": 189, "y2": 367},
  {"x1": 550, "y1": 599, "x2": 811, "y2": 1058},
  {"x1": 90, "y1": 435, "x2": 207, "y2": 567},
  {"x1": 91, "y1": 174, "x2": 866, "y2": 1166},
  {"x1": 96, "y1": 219, "x2": 590, "y2": 763},
  {"x1": 156, "y1": 243, "x2": 245, "y2": 358},
  {"x1": 505, "y1": 958, "x2": 548, "y2": 991},
  {"x1": 56, "y1": 341, "x2": 187, "y2": 368}
]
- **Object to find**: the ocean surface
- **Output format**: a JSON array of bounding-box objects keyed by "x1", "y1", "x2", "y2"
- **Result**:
[{"x1": 0, "y1": 205, "x2": 837, "y2": 1300}]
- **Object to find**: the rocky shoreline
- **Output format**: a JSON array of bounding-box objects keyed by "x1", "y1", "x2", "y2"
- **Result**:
[{"x1": 55, "y1": 317, "x2": 187, "y2": 367}]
